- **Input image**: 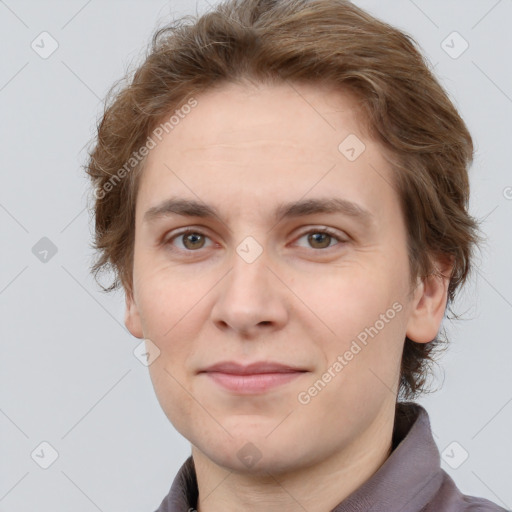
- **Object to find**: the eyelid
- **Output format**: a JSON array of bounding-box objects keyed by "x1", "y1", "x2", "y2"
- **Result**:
[
  {"x1": 292, "y1": 226, "x2": 348, "y2": 249},
  {"x1": 162, "y1": 225, "x2": 348, "y2": 253},
  {"x1": 162, "y1": 226, "x2": 216, "y2": 251},
  {"x1": 293, "y1": 225, "x2": 346, "y2": 240}
]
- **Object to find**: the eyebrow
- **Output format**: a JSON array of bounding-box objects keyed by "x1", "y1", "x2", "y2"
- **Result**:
[{"x1": 143, "y1": 197, "x2": 375, "y2": 228}]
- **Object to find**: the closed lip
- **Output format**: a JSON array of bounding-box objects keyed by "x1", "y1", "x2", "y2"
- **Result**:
[{"x1": 198, "y1": 361, "x2": 308, "y2": 375}]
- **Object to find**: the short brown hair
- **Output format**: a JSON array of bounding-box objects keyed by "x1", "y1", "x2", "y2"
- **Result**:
[{"x1": 84, "y1": 0, "x2": 484, "y2": 400}]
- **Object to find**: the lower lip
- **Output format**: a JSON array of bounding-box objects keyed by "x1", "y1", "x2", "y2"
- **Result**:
[{"x1": 203, "y1": 371, "x2": 305, "y2": 393}]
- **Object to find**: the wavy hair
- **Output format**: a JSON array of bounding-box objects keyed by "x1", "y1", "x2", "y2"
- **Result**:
[{"x1": 84, "y1": 0, "x2": 485, "y2": 399}]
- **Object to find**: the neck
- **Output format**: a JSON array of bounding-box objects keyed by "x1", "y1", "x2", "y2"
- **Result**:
[{"x1": 192, "y1": 404, "x2": 395, "y2": 512}]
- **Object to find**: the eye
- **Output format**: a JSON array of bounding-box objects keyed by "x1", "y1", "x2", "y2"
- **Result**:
[
  {"x1": 294, "y1": 227, "x2": 346, "y2": 250},
  {"x1": 163, "y1": 226, "x2": 347, "y2": 255},
  {"x1": 164, "y1": 229, "x2": 214, "y2": 253}
]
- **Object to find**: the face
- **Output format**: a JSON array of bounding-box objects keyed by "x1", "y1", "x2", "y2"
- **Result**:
[{"x1": 125, "y1": 81, "x2": 449, "y2": 475}]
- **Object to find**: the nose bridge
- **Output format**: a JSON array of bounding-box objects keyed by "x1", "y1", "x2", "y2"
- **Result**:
[
  {"x1": 210, "y1": 233, "x2": 288, "y2": 333},
  {"x1": 226, "y1": 235, "x2": 272, "y2": 303}
]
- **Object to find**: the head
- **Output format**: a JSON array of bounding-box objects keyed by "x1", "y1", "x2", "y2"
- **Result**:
[{"x1": 85, "y1": 0, "x2": 483, "y2": 474}]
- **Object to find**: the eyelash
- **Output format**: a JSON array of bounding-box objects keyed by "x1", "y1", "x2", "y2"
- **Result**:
[{"x1": 163, "y1": 227, "x2": 347, "y2": 256}]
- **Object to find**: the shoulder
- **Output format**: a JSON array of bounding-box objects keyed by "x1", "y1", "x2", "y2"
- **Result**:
[{"x1": 422, "y1": 470, "x2": 509, "y2": 512}]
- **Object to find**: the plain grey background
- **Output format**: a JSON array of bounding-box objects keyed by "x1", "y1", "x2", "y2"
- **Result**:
[{"x1": 1, "y1": 0, "x2": 511, "y2": 510}]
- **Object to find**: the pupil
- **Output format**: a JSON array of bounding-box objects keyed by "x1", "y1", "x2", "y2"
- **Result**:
[
  {"x1": 185, "y1": 233, "x2": 203, "y2": 249},
  {"x1": 310, "y1": 233, "x2": 330, "y2": 248}
]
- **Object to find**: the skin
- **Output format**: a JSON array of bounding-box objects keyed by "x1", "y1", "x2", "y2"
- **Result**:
[{"x1": 125, "y1": 80, "x2": 452, "y2": 512}]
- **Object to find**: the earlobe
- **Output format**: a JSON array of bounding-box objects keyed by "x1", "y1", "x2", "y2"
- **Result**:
[
  {"x1": 125, "y1": 289, "x2": 144, "y2": 339},
  {"x1": 405, "y1": 257, "x2": 454, "y2": 344}
]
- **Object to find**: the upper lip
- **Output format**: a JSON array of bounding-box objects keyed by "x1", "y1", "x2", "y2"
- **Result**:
[{"x1": 199, "y1": 361, "x2": 308, "y2": 375}]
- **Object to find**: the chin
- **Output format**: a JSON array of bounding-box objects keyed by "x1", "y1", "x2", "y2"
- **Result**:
[{"x1": 194, "y1": 431, "x2": 314, "y2": 477}]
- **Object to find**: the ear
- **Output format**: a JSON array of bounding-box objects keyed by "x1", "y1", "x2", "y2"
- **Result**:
[
  {"x1": 405, "y1": 255, "x2": 454, "y2": 344},
  {"x1": 125, "y1": 288, "x2": 144, "y2": 339}
]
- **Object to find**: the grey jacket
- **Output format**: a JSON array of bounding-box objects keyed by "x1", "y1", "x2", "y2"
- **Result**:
[{"x1": 154, "y1": 402, "x2": 508, "y2": 511}]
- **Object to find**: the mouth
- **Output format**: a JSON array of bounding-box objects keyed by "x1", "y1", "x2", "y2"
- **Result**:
[
  {"x1": 201, "y1": 371, "x2": 307, "y2": 393},
  {"x1": 198, "y1": 361, "x2": 308, "y2": 394}
]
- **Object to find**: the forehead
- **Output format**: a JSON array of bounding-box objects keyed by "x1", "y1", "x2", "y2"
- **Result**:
[
  {"x1": 156, "y1": 81, "x2": 369, "y2": 154},
  {"x1": 136, "y1": 81, "x2": 398, "y2": 224}
]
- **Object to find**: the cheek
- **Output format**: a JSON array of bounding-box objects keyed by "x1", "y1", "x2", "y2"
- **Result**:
[
  {"x1": 138, "y1": 274, "x2": 204, "y2": 435},
  {"x1": 300, "y1": 260, "x2": 407, "y2": 385},
  {"x1": 147, "y1": 357, "x2": 198, "y2": 437},
  {"x1": 133, "y1": 256, "x2": 208, "y2": 337},
  {"x1": 297, "y1": 261, "x2": 398, "y2": 332}
]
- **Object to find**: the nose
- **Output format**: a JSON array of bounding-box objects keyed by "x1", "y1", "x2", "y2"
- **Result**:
[{"x1": 210, "y1": 246, "x2": 289, "y2": 338}]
